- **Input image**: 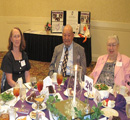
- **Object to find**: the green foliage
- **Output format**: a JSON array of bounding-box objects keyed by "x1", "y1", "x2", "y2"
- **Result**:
[
  {"x1": 74, "y1": 102, "x2": 103, "y2": 120},
  {"x1": 63, "y1": 77, "x2": 68, "y2": 83},
  {"x1": 46, "y1": 96, "x2": 103, "y2": 120},
  {"x1": 46, "y1": 95, "x2": 67, "y2": 120},
  {"x1": 0, "y1": 91, "x2": 14, "y2": 102},
  {"x1": 91, "y1": 102, "x2": 104, "y2": 120},
  {"x1": 95, "y1": 84, "x2": 108, "y2": 90}
]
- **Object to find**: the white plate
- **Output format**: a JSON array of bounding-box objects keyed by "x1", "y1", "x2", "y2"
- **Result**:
[
  {"x1": 101, "y1": 108, "x2": 119, "y2": 118},
  {"x1": 102, "y1": 101, "x2": 115, "y2": 108},
  {"x1": 26, "y1": 96, "x2": 35, "y2": 104},
  {"x1": 30, "y1": 110, "x2": 45, "y2": 119},
  {"x1": 32, "y1": 102, "x2": 46, "y2": 111},
  {"x1": 84, "y1": 92, "x2": 94, "y2": 99},
  {"x1": 16, "y1": 116, "x2": 26, "y2": 120},
  {"x1": 63, "y1": 90, "x2": 68, "y2": 97}
]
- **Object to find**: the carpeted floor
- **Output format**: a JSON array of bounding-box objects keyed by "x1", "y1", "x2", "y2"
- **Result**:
[{"x1": 0, "y1": 51, "x2": 96, "y2": 91}]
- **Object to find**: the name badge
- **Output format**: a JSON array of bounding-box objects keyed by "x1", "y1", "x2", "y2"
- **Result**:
[
  {"x1": 21, "y1": 60, "x2": 26, "y2": 67},
  {"x1": 116, "y1": 62, "x2": 122, "y2": 66}
]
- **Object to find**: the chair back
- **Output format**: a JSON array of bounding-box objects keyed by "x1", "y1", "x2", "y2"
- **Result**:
[{"x1": 1, "y1": 72, "x2": 6, "y2": 92}]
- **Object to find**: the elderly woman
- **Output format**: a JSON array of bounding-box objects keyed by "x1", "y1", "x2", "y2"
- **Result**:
[
  {"x1": 90, "y1": 35, "x2": 130, "y2": 92},
  {"x1": 1, "y1": 27, "x2": 31, "y2": 92}
]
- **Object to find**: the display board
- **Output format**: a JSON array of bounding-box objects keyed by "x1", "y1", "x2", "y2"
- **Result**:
[{"x1": 51, "y1": 10, "x2": 91, "y2": 34}]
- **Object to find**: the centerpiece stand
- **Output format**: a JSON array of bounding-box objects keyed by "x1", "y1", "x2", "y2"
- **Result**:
[{"x1": 54, "y1": 98, "x2": 94, "y2": 119}]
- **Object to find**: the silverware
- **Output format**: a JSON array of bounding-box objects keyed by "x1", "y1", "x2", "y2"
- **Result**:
[{"x1": 24, "y1": 84, "x2": 30, "y2": 90}]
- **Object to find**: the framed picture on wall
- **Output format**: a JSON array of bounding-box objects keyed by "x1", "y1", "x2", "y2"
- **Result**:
[{"x1": 51, "y1": 10, "x2": 66, "y2": 33}]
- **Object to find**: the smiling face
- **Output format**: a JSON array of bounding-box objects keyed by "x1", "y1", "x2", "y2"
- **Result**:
[
  {"x1": 62, "y1": 25, "x2": 74, "y2": 47},
  {"x1": 107, "y1": 38, "x2": 119, "y2": 58},
  {"x1": 11, "y1": 29, "x2": 21, "y2": 49}
]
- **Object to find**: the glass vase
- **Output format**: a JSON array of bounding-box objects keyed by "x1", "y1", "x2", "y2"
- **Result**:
[{"x1": 65, "y1": 65, "x2": 83, "y2": 119}]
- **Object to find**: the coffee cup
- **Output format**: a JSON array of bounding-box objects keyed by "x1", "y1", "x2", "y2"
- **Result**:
[{"x1": 108, "y1": 100, "x2": 115, "y2": 108}]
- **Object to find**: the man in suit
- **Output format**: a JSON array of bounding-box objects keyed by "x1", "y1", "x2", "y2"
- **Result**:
[{"x1": 48, "y1": 24, "x2": 86, "y2": 80}]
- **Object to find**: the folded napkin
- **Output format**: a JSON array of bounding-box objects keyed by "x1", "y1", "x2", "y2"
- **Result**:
[
  {"x1": 114, "y1": 94, "x2": 126, "y2": 113},
  {"x1": 26, "y1": 115, "x2": 32, "y2": 120},
  {"x1": 40, "y1": 76, "x2": 56, "y2": 101},
  {"x1": 43, "y1": 76, "x2": 53, "y2": 89}
]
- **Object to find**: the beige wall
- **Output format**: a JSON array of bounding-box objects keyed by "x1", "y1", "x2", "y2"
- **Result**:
[
  {"x1": 0, "y1": 0, "x2": 130, "y2": 61},
  {"x1": 1, "y1": 0, "x2": 130, "y2": 23}
]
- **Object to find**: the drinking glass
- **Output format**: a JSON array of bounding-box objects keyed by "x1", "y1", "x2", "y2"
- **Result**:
[
  {"x1": 8, "y1": 106, "x2": 16, "y2": 120},
  {"x1": 113, "y1": 84, "x2": 120, "y2": 97},
  {"x1": 30, "y1": 77, "x2": 37, "y2": 91},
  {"x1": 57, "y1": 72, "x2": 63, "y2": 91},
  {"x1": 1, "y1": 112, "x2": 9, "y2": 120},
  {"x1": 13, "y1": 83, "x2": 20, "y2": 103},
  {"x1": 126, "y1": 102, "x2": 130, "y2": 118},
  {"x1": 120, "y1": 86, "x2": 128, "y2": 96},
  {"x1": 20, "y1": 87, "x2": 26, "y2": 109},
  {"x1": 34, "y1": 96, "x2": 44, "y2": 110},
  {"x1": 37, "y1": 80, "x2": 43, "y2": 93}
]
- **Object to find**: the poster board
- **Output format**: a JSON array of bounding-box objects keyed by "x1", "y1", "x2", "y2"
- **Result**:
[
  {"x1": 51, "y1": 10, "x2": 90, "y2": 34},
  {"x1": 79, "y1": 11, "x2": 91, "y2": 34},
  {"x1": 51, "y1": 10, "x2": 66, "y2": 33}
]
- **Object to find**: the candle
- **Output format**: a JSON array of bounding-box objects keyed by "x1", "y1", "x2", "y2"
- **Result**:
[{"x1": 73, "y1": 65, "x2": 78, "y2": 104}]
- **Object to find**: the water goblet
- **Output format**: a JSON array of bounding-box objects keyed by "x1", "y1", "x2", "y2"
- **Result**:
[
  {"x1": 13, "y1": 83, "x2": 20, "y2": 103},
  {"x1": 20, "y1": 87, "x2": 26, "y2": 110},
  {"x1": 37, "y1": 79, "x2": 43, "y2": 93},
  {"x1": 57, "y1": 72, "x2": 63, "y2": 91},
  {"x1": 1, "y1": 110, "x2": 9, "y2": 120},
  {"x1": 34, "y1": 96, "x2": 44, "y2": 110},
  {"x1": 30, "y1": 77, "x2": 37, "y2": 91},
  {"x1": 126, "y1": 102, "x2": 130, "y2": 118},
  {"x1": 113, "y1": 84, "x2": 120, "y2": 97}
]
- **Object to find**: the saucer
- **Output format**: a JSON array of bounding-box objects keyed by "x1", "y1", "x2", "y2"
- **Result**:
[
  {"x1": 101, "y1": 108, "x2": 119, "y2": 118},
  {"x1": 32, "y1": 102, "x2": 46, "y2": 111},
  {"x1": 84, "y1": 92, "x2": 94, "y2": 99},
  {"x1": 30, "y1": 110, "x2": 45, "y2": 119},
  {"x1": 16, "y1": 116, "x2": 26, "y2": 120}
]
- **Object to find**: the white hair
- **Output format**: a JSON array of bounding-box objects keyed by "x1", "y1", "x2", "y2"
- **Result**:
[{"x1": 107, "y1": 35, "x2": 119, "y2": 45}]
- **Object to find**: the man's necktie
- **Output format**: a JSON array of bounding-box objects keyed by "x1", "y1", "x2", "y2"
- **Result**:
[{"x1": 61, "y1": 47, "x2": 68, "y2": 77}]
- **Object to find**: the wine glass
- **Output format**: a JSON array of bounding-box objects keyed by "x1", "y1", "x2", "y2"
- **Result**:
[
  {"x1": 37, "y1": 79, "x2": 43, "y2": 93},
  {"x1": 13, "y1": 83, "x2": 20, "y2": 103},
  {"x1": 20, "y1": 87, "x2": 26, "y2": 110},
  {"x1": 34, "y1": 96, "x2": 45, "y2": 110},
  {"x1": 57, "y1": 72, "x2": 63, "y2": 91},
  {"x1": 30, "y1": 77, "x2": 37, "y2": 91},
  {"x1": 113, "y1": 84, "x2": 120, "y2": 97}
]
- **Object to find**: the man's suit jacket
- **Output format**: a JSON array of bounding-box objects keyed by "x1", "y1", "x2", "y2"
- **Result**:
[
  {"x1": 90, "y1": 52, "x2": 130, "y2": 92},
  {"x1": 48, "y1": 42, "x2": 86, "y2": 80}
]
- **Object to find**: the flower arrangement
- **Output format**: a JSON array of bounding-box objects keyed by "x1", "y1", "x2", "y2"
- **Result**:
[{"x1": 44, "y1": 22, "x2": 52, "y2": 31}]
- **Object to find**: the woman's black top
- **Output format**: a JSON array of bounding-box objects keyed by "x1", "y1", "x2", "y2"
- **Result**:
[{"x1": 1, "y1": 51, "x2": 31, "y2": 91}]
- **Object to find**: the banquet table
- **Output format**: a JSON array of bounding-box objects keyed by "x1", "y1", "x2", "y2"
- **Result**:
[
  {"x1": 23, "y1": 31, "x2": 92, "y2": 67},
  {"x1": 11, "y1": 84, "x2": 129, "y2": 120}
]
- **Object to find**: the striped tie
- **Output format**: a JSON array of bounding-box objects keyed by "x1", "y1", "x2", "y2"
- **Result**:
[{"x1": 61, "y1": 47, "x2": 68, "y2": 77}]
